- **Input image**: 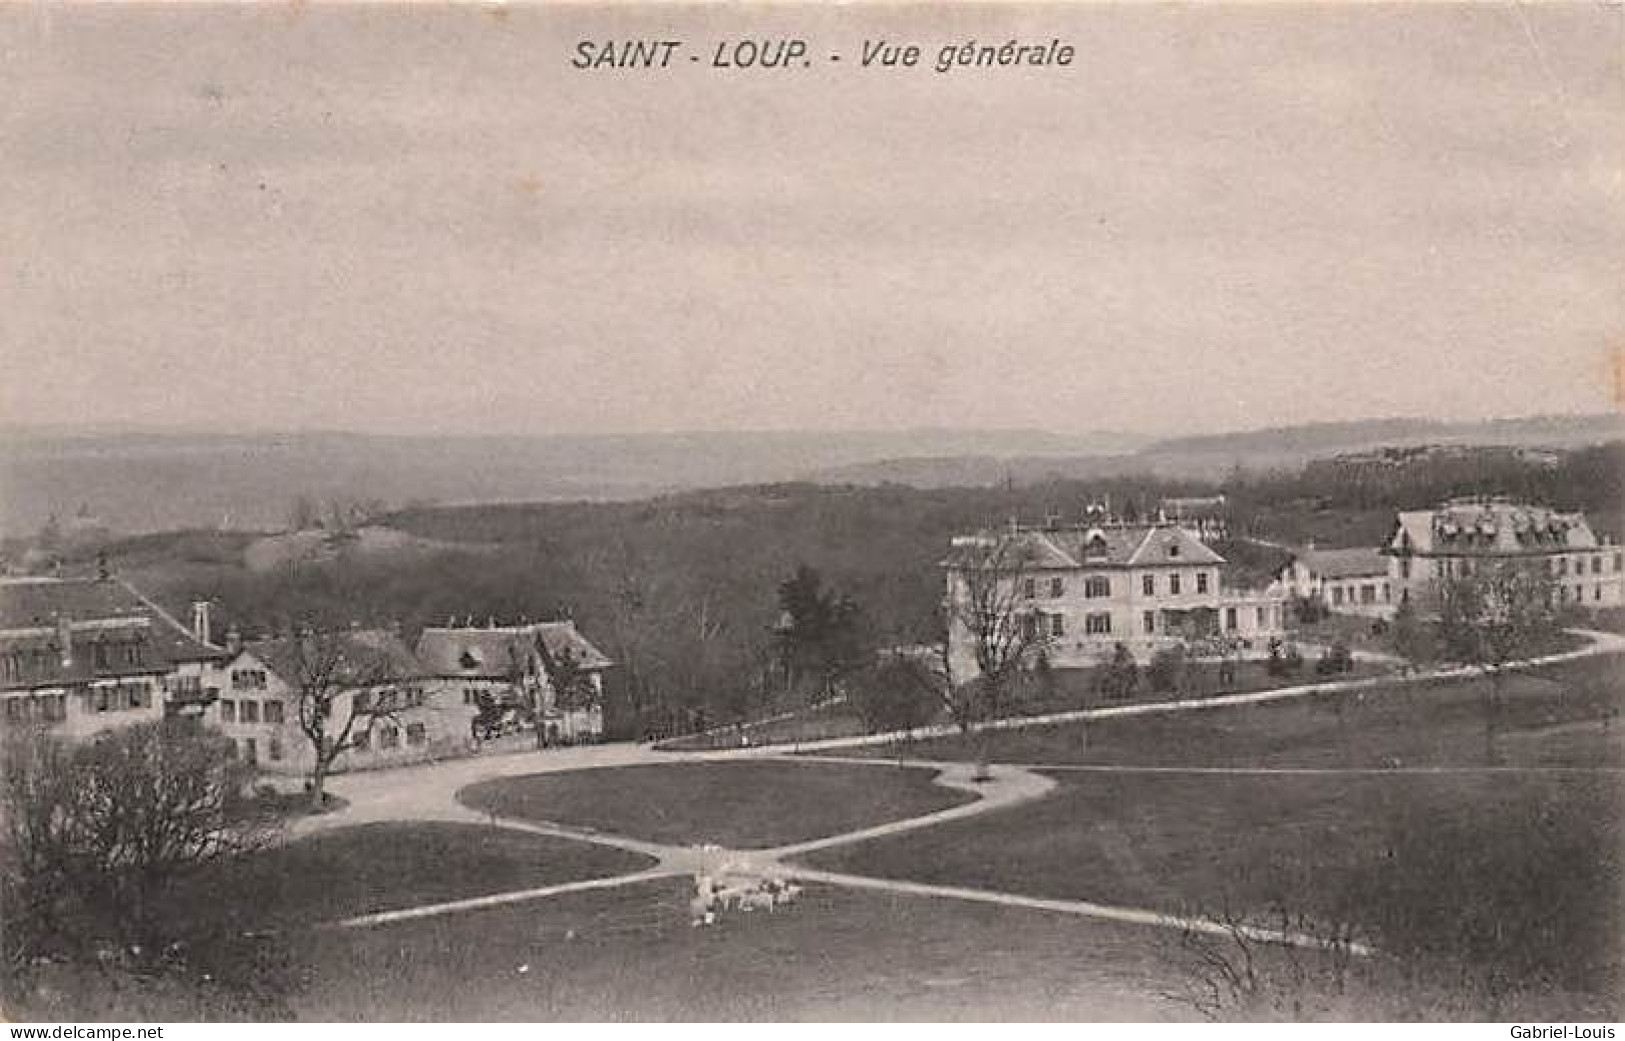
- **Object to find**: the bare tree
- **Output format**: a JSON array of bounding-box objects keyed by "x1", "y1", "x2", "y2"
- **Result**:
[
  {"x1": 287, "y1": 629, "x2": 402, "y2": 810},
  {"x1": 1434, "y1": 561, "x2": 1558, "y2": 764},
  {"x1": 895, "y1": 536, "x2": 1050, "y2": 775},
  {"x1": 2, "y1": 723, "x2": 268, "y2": 962}
]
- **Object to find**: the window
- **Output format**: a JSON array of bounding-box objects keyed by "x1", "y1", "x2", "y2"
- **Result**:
[
  {"x1": 1559, "y1": 557, "x2": 1569, "y2": 576},
  {"x1": 379, "y1": 725, "x2": 399, "y2": 750},
  {"x1": 1169, "y1": 573, "x2": 1182, "y2": 596},
  {"x1": 243, "y1": 738, "x2": 257, "y2": 765},
  {"x1": 268, "y1": 737, "x2": 283, "y2": 761},
  {"x1": 1022, "y1": 578, "x2": 1036, "y2": 600},
  {"x1": 1383, "y1": 583, "x2": 1391, "y2": 602},
  {"x1": 1360, "y1": 584, "x2": 1375, "y2": 605},
  {"x1": 1085, "y1": 613, "x2": 1112, "y2": 635},
  {"x1": 1142, "y1": 610, "x2": 1155, "y2": 633},
  {"x1": 1400, "y1": 558, "x2": 1412, "y2": 579},
  {"x1": 1084, "y1": 576, "x2": 1111, "y2": 598},
  {"x1": 1593, "y1": 556, "x2": 1604, "y2": 575},
  {"x1": 264, "y1": 701, "x2": 284, "y2": 724},
  {"x1": 240, "y1": 700, "x2": 260, "y2": 724},
  {"x1": 1615, "y1": 552, "x2": 1623, "y2": 572},
  {"x1": 1224, "y1": 607, "x2": 1237, "y2": 631},
  {"x1": 354, "y1": 691, "x2": 372, "y2": 713},
  {"x1": 1256, "y1": 606, "x2": 1266, "y2": 627},
  {"x1": 219, "y1": 699, "x2": 236, "y2": 723},
  {"x1": 1021, "y1": 614, "x2": 1039, "y2": 641},
  {"x1": 354, "y1": 728, "x2": 371, "y2": 752},
  {"x1": 464, "y1": 688, "x2": 477, "y2": 706},
  {"x1": 1049, "y1": 577, "x2": 1064, "y2": 598},
  {"x1": 1332, "y1": 587, "x2": 1345, "y2": 606},
  {"x1": 1167, "y1": 543, "x2": 1180, "y2": 559},
  {"x1": 1050, "y1": 614, "x2": 1064, "y2": 638},
  {"x1": 1196, "y1": 572, "x2": 1209, "y2": 594},
  {"x1": 1596, "y1": 585, "x2": 1603, "y2": 602},
  {"x1": 406, "y1": 722, "x2": 427, "y2": 746},
  {"x1": 1142, "y1": 575, "x2": 1155, "y2": 597}
]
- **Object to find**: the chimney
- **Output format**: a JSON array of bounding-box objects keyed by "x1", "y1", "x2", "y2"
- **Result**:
[
  {"x1": 1043, "y1": 510, "x2": 1061, "y2": 531},
  {"x1": 96, "y1": 552, "x2": 110, "y2": 582},
  {"x1": 190, "y1": 599, "x2": 213, "y2": 646},
  {"x1": 225, "y1": 624, "x2": 242, "y2": 655},
  {"x1": 55, "y1": 614, "x2": 73, "y2": 668}
]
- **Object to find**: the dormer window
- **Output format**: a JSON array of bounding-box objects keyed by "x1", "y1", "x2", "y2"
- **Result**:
[
  {"x1": 458, "y1": 649, "x2": 480, "y2": 670},
  {"x1": 1167, "y1": 543, "x2": 1180, "y2": 558}
]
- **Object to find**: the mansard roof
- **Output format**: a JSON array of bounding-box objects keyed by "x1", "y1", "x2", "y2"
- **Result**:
[{"x1": 1388, "y1": 500, "x2": 1602, "y2": 557}]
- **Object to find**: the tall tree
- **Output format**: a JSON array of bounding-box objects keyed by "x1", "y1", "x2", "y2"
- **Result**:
[{"x1": 288, "y1": 629, "x2": 403, "y2": 810}]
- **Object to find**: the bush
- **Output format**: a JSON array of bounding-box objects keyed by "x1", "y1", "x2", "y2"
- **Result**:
[
  {"x1": 1315, "y1": 641, "x2": 1354, "y2": 676},
  {"x1": 1147, "y1": 645, "x2": 1188, "y2": 694},
  {"x1": 1097, "y1": 643, "x2": 1141, "y2": 701},
  {"x1": 1, "y1": 723, "x2": 286, "y2": 1018}
]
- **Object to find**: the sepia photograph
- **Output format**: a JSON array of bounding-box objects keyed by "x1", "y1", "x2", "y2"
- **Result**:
[{"x1": 1, "y1": 0, "x2": 1622, "y2": 1026}]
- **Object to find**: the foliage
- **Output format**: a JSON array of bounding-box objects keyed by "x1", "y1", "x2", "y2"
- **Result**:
[
  {"x1": 1315, "y1": 641, "x2": 1354, "y2": 676},
  {"x1": 774, "y1": 564, "x2": 870, "y2": 699},
  {"x1": 848, "y1": 656, "x2": 938, "y2": 735},
  {"x1": 1097, "y1": 642, "x2": 1141, "y2": 701},
  {"x1": 1147, "y1": 644, "x2": 1188, "y2": 694},
  {"x1": 1, "y1": 723, "x2": 286, "y2": 1018}
]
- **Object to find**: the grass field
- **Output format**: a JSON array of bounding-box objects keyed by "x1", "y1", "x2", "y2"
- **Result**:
[
  {"x1": 160, "y1": 822, "x2": 656, "y2": 932},
  {"x1": 798, "y1": 769, "x2": 1624, "y2": 1019},
  {"x1": 458, "y1": 759, "x2": 973, "y2": 849},
  {"x1": 289, "y1": 878, "x2": 1190, "y2": 1020},
  {"x1": 861, "y1": 656, "x2": 1625, "y2": 769}
]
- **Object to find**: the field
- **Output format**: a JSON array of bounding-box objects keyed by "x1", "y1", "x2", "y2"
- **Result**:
[
  {"x1": 458, "y1": 759, "x2": 973, "y2": 849},
  {"x1": 288, "y1": 879, "x2": 1189, "y2": 1021},
  {"x1": 864, "y1": 657, "x2": 1625, "y2": 769},
  {"x1": 160, "y1": 822, "x2": 655, "y2": 931},
  {"x1": 28, "y1": 655, "x2": 1624, "y2": 1022}
]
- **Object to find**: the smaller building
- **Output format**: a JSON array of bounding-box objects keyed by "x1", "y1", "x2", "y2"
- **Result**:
[
  {"x1": 1279, "y1": 546, "x2": 1394, "y2": 618},
  {"x1": 415, "y1": 620, "x2": 612, "y2": 744},
  {"x1": 200, "y1": 627, "x2": 472, "y2": 775}
]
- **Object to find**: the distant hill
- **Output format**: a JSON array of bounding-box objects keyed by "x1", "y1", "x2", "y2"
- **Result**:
[
  {"x1": 810, "y1": 414, "x2": 1625, "y2": 487},
  {"x1": 0, "y1": 426, "x2": 1144, "y2": 536},
  {"x1": 4, "y1": 414, "x2": 1617, "y2": 537}
]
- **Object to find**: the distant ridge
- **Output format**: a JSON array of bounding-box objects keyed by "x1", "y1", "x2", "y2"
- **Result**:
[{"x1": 1, "y1": 414, "x2": 1616, "y2": 536}]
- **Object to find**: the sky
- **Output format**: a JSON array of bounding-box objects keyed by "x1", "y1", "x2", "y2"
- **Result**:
[{"x1": 2, "y1": 2, "x2": 1621, "y2": 438}]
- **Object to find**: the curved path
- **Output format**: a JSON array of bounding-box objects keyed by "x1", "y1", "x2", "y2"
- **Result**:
[{"x1": 303, "y1": 628, "x2": 1624, "y2": 949}]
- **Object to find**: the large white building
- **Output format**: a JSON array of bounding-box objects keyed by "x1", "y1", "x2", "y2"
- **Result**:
[
  {"x1": 944, "y1": 518, "x2": 1287, "y2": 675},
  {"x1": 1386, "y1": 498, "x2": 1624, "y2": 610}
]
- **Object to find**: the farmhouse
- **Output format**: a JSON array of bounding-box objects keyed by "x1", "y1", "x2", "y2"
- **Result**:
[
  {"x1": 944, "y1": 515, "x2": 1287, "y2": 675},
  {"x1": 203, "y1": 627, "x2": 472, "y2": 774},
  {"x1": 1386, "y1": 498, "x2": 1625, "y2": 609},
  {"x1": 415, "y1": 619, "x2": 612, "y2": 744}
]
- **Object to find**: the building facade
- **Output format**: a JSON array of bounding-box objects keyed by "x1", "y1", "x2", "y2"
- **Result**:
[
  {"x1": 202, "y1": 628, "x2": 475, "y2": 775},
  {"x1": 1385, "y1": 498, "x2": 1625, "y2": 610},
  {"x1": 1279, "y1": 546, "x2": 1395, "y2": 619},
  {"x1": 415, "y1": 620, "x2": 611, "y2": 744},
  {"x1": 0, "y1": 576, "x2": 225, "y2": 739},
  {"x1": 945, "y1": 520, "x2": 1288, "y2": 675}
]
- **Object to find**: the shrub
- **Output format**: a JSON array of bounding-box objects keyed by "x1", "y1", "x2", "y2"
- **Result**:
[
  {"x1": 1148, "y1": 645, "x2": 1188, "y2": 694},
  {"x1": 1097, "y1": 643, "x2": 1140, "y2": 701}
]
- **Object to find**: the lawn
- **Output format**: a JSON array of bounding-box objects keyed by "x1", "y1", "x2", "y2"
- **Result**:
[
  {"x1": 458, "y1": 759, "x2": 973, "y2": 849},
  {"x1": 158, "y1": 822, "x2": 656, "y2": 932},
  {"x1": 799, "y1": 771, "x2": 1625, "y2": 1019},
  {"x1": 861, "y1": 656, "x2": 1625, "y2": 769},
  {"x1": 288, "y1": 878, "x2": 1191, "y2": 1021}
]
